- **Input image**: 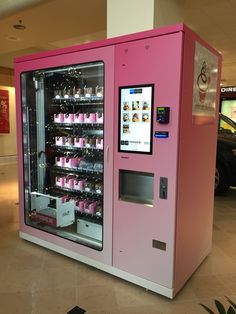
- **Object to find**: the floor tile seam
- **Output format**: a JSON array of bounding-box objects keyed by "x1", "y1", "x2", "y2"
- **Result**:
[
  {"x1": 212, "y1": 274, "x2": 233, "y2": 292},
  {"x1": 216, "y1": 276, "x2": 236, "y2": 295}
]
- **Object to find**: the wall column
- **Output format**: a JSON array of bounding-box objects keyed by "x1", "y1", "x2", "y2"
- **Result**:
[{"x1": 107, "y1": 0, "x2": 184, "y2": 38}]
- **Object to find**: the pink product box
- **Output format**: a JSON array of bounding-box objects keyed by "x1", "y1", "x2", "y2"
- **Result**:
[
  {"x1": 74, "y1": 201, "x2": 80, "y2": 212},
  {"x1": 96, "y1": 138, "x2": 103, "y2": 149},
  {"x1": 74, "y1": 137, "x2": 85, "y2": 148},
  {"x1": 74, "y1": 113, "x2": 85, "y2": 123},
  {"x1": 55, "y1": 176, "x2": 66, "y2": 187},
  {"x1": 84, "y1": 113, "x2": 96, "y2": 123},
  {"x1": 84, "y1": 201, "x2": 97, "y2": 215},
  {"x1": 74, "y1": 179, "x2": 85, "y2": 191},
  {"x1": 61, "y1": 196, "x2": 72, "y2": 203},
  {"x1": 64, "y1": 113, "x2": 74, "y2": 123},
  {"x1": 64, "y1": 157, "x2": 78, "y2": 168},
  {"x1": 65, "y1": 137, "x2": 74, "y2": 147},
  {"x1": 55, "y1": 156, "x2": 65, "y2": 167},
  {"x1": 54, "y1": 113, "x2": 64, "y2": 123},
  {"x1": 55, "y1": 136, "x2": 65, "y2": 146},
  {"x1": 64, "y1": 177, "x2": 76, "y2": 189},
  {"x1": 77, "y1": 157, "x2": 84, "y2": 167},
  {"x1": 74, "y1": 200, "x2": 88, "y2": 213},
  {"x1": 96, "y1": 112, "x2": 103, "y2": 123}
]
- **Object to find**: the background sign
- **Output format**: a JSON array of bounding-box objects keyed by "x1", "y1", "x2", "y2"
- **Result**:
[
  {"x1": 0, "y1": 90, "x2": 10, "y2": 133},
  {"x1": 192, "y1": 42, "x2": 218, "y2": 123}
]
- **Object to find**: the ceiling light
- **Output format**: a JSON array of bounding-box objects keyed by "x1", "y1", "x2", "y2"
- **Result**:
[
  {"x1": 6, "y1": 36, "x2": 20, "y2": 41},
  {"x1": 13, "y1": 20, "x2": 26, "y2": 30},
  {"x1": 220, "y1": 79, "x2": 227, "y2": 86}
]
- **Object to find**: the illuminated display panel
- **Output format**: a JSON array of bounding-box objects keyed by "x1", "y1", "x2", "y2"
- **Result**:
[
  {"x1": 119, "y1": 84, "x2": 154, "y2": 154},
  {"x1": 221, "y1": 99, "x2": 236, "y2": 123}
]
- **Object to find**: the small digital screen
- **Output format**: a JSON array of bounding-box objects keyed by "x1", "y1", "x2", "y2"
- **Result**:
[{"x1": 119, "y1": 84, "x2": 154, "y2": 154}]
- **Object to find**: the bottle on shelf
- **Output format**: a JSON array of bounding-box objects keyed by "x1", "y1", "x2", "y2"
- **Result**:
[
  {"x1": 84, "y1": 180, "x2": 95, "y2": 192},
  {"x1": 95, "y1": 181, "x2": 103, "y2": 194},
  {"x1": 95, "y1": 86, "x2": 103, "y2": 98},
  {"x1": 95, "y1": 203, "x2": 103, "y2": 217},
  {"x1": 84, "y1": 86, "x2": 93, "y2": 98}
]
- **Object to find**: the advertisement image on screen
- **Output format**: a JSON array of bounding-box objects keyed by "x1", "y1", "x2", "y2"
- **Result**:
[
  {"x1": 119, "y1": 85, "x2": 153, "y2": 154},
  {"x1": 221, "y1": 100, "x2": 236, "y2": 123}
]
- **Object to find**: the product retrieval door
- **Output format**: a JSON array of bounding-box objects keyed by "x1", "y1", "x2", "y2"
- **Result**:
[{"x1": 16, "y1": 46, "x2": 114, "y2": 265}]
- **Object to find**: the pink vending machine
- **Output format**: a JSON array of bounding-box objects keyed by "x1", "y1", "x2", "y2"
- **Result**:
[{"x1": 15, "y1": 24, "x2": 221, "y2": 298}]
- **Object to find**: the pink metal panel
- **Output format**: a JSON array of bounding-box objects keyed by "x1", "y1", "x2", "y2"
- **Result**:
[
  {"x1": 15, "y1": 46, "x2": 115, "y2": 265},
  {"x1": 113, "y1": 32, "x2": 184, "y2": 287},
  {"x1": 173, "y1": 31, "x2": 222, "y2": 294},
  {"x1": 15, "y1": 24, "x2": 185, "y2": 65}
]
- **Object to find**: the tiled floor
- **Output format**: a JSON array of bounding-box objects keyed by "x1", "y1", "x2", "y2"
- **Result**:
[{"x1": 0, "y1": 162, "x2": 236, "y2": 314}]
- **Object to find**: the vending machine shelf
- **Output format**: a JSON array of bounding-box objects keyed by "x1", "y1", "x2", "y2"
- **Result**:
[
  {"x1": 52, "y1": 96, "x2": 103, "y2": 104},
  {"x1": 53, "y1": 185, "x2": 103, "y2": 197}
]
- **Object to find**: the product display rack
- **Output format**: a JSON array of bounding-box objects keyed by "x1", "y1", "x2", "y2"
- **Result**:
[{"x1": 21, "y1": 61, "x2": 105, "y2": 250}]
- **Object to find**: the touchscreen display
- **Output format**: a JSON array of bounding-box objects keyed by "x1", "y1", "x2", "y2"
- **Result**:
[{"x1": 119, "y1": 85, "x2": 153, "y2": 154}]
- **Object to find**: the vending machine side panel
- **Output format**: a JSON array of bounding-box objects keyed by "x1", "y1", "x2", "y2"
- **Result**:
[
  {"x1": 174, "y1": 28, "x2": 222, "y2": 293},
  {"x1": 113, "y1": 31, "x2": 184, "y2": 288}
]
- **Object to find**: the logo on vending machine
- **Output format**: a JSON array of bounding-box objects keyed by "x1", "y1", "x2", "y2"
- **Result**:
[{"x1": 197, "y1": 61, "x2": 211, "y2": 103}]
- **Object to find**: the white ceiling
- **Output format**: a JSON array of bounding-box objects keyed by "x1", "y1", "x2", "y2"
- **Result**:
[{"x1": 0, "y1": 0, "x2": 236, "y2": 86}]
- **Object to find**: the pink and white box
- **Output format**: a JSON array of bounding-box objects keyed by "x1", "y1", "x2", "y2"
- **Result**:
[
  {"x1": 64, "y1": 157, "x2": 78, "y2": 168},
  {"x1": 64, "y1": 113, "x2": 74, "y2": 123},
  {"x1": 74, "y1": 137, "x2": 85, "y2": 148},
  {"x1": 96, "y1": 112, "x2": 103, "y2": 123},
  {"x1": 54, "y1": 113, "x2": 64, "y2": 123},
  {"x1": 76, "y1": 200, "x2": 88, "y2": 213},
  {"x1": 84, "y1": 201, "x2": 96, "y2": 215},
  {"x1": 74, "y1": 113, "x2": 84, "y2": 123},
  {"x1": 64, "y1": 176, "x2": 76, "y2": 189},
  {"x1": 55, "y1": 136, "x2": 65, "y2": 146},
  {"x1": 61, "y1": 196, "x2": 72, "y2": 203},
  {"x1": 55, "y1": 176, "x2": 66, "y2": 187},
  {"x1": 55, "y1": 156, "x2": 65, "y2": 167},
  {"x1": 96, "y1": 138, "x2": 103, "y2": 149},
  {"x1": 74, "y1": 179, "x2": 85, "y2": 191},
  {"x1": 76, "y1": 157, "x2": 84, "y2": 167},
  {"x1": 84, "y1": 113, "x2": 96, "y2": 123},
  {"x1": 74, "y1": 201, "x2": 81, "y2": 213}
]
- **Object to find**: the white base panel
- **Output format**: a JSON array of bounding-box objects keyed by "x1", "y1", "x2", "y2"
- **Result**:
[{"x1": 20, "y1": 231, "x2": 174, "y2": 298}]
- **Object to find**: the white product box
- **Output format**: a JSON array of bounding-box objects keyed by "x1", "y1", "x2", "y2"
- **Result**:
[{"x1": 77, "y1": 219, "x2": 102, "y2": 241}]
